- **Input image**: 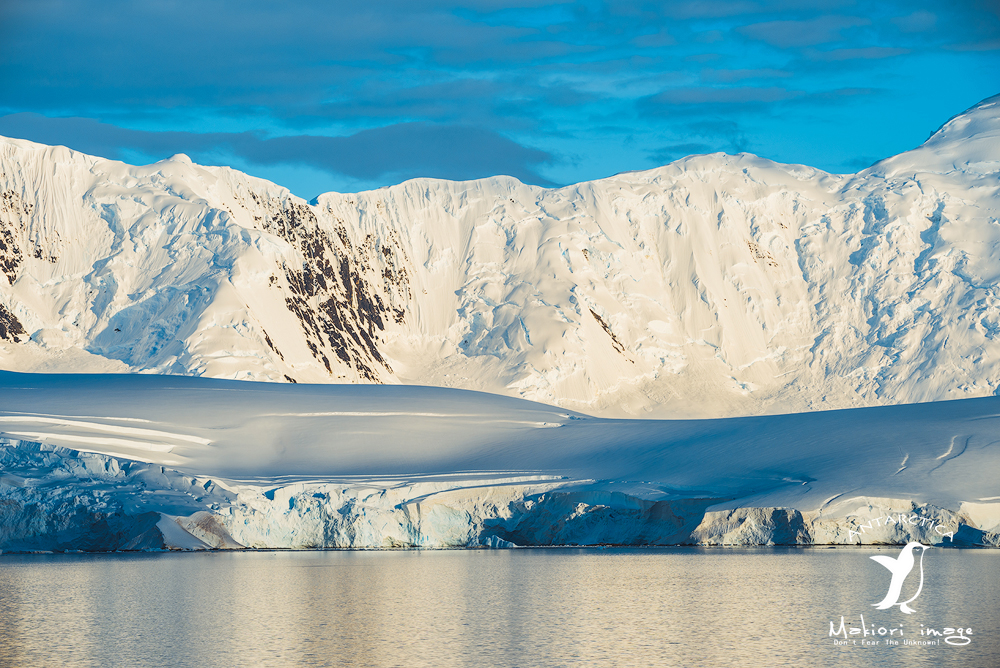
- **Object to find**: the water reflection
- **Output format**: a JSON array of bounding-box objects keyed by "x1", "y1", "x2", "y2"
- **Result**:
[{"x1": 0, "y1": 548, "x2": 995, "y2": 667}]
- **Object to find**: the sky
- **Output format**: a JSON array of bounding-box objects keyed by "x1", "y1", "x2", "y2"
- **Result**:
[{"x1": 0, "y1": 1, "x2": 998, "y2": 200}]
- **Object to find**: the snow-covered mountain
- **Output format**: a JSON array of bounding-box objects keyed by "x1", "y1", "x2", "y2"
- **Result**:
[{"x1": 1, "y1": 96, "x2": 998, "y2": 418}]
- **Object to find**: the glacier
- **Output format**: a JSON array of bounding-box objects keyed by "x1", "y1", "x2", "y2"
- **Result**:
[
  {"x1": 0, "y1": 371, "x2": 996, "y2": 551},
  {"x1": 0, "y1": 96, "x2": 998, "y2": 418}
]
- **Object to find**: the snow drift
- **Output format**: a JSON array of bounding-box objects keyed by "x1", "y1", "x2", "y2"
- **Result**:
[
  {"x1": 0, "y1": 97, "x2": 998, "y2": 418},
  {"x1": 0, "y1": 371, "x2": 996, "y2": 551}
]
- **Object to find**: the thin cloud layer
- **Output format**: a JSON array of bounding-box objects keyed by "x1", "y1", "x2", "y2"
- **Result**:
[
  {"x1": 0, "y1": 114, "x2": 554, "y2": 187},
  {"x1": 737, "y1": 15, "x2": 870, "y2": 49}
]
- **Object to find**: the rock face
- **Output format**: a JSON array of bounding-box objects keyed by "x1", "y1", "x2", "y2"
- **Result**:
[{"x1": 1, "y1": 96, "x2": 999, "y2": 418}]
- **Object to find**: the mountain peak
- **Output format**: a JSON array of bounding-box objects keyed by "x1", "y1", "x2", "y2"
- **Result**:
[
  {"x1": 867, "y1": 93, "x2": 1000, "y2": 177},
  {"x1": 926, "y1": 93, "x2": 1000, "y2": 145}
]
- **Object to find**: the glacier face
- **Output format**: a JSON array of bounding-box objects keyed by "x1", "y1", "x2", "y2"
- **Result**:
[
  {"x1": 1, "y1": 441, "x2": 996, "y2": 552},
  {"x1": 0, "y1": 372, "x2": 997, "y2": 551},
  {"x1": 0, "y1": 97, "x2": 999, "y2": 418}
]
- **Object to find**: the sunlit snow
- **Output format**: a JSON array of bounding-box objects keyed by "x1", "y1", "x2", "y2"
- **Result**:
[{"x1": 0, "y1": 97, "x2": 998, "y2": 419}]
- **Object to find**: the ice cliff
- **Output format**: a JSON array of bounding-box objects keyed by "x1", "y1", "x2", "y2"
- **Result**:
[{"x1": 0, "y1": 372, "x2": 996, "y2": 551}]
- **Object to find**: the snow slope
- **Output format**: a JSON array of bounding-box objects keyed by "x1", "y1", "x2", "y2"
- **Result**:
[
  {"x1": 0, "y1": 371, "x2": 996, "y2": 550},
  {"x1": 0, "y1": 96, "x2": 999, "y2": 418}
]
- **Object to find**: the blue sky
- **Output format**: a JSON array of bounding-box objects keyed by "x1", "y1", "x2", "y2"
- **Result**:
[{"x1": 0, "y1": 0, "x2": 998, "y2": 199}]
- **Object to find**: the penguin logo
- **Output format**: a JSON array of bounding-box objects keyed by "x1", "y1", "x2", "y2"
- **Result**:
[{"x1": 870, "y1": 542, "x2": 930, "y2": 614}]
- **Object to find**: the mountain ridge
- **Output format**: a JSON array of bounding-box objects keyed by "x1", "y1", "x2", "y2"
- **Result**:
[{"x1": 0, "y1": 95, "x2": 998, "y2": 418}]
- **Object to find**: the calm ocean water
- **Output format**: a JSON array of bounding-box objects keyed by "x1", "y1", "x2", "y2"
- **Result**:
[{"x1": 0, "y1": 547, "x2": 995, "y2": 667}]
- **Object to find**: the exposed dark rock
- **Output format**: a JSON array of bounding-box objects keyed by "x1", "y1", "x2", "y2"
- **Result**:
[
  {"x1": 0, "y1": 302, "x2": 26, "y2": 342},
  {"x1": 262, "y1": 329, "x2": 284, "y2": 361},
  {"x1": 0, "y1": 190, "x2": 30, "y2": 284},
  {"x1": 590, "y1": 308, "x2": 627, "y2": 355},
  {"x1": 249, "y1": 195, "x2": 399, "y2": 381}
]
